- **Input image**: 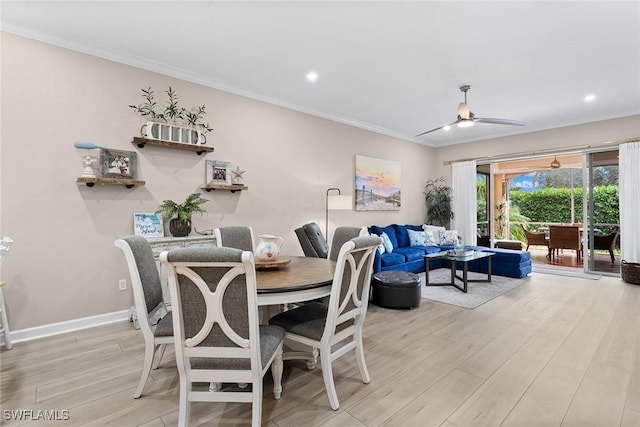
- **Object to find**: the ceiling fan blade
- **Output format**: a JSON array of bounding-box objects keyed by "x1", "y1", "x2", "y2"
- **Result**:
[
  {"x1": 474, "y1": 117, "x2": 526, "y2": 126},
  {"x1": 415, "y1": 121, "x2": 459, "y2": 137}
]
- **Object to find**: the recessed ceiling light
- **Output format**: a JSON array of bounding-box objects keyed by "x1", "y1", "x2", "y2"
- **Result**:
[
  {"x1": 306, "y1": 71, "x2": 318, "y2": 83},
  {"x1": 584, "y1": 94, "x2": 596, "y2": 102},
  {"x1": 443, "y1": 125, "x2": 451, "y2": 131}
]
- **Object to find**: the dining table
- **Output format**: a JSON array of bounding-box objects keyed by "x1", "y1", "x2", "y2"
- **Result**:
[{"x1": 255, "y1": 256, "x2": 337, "y2": 306}]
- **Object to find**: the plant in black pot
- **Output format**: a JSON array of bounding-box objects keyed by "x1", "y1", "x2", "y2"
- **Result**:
[{"x1": 156, "y1": 193, "x2": 208, "y2": 237}]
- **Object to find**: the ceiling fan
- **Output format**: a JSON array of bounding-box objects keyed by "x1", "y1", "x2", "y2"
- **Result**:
[{"x1": 416, "y1": 85, "x2": 526, "y2": 137}]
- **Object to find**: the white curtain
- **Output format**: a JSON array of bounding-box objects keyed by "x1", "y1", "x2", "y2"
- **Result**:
[
  {"x1": 619, "y1": 141, "x2": 640, "y2": 263},
  {"x1": 451, "y1": 160, "x2": 477, "y2": 246}
]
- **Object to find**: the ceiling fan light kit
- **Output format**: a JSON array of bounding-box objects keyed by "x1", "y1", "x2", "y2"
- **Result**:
[{"x1": 416, "y1": 85, "x2": 525, "y2": 137}]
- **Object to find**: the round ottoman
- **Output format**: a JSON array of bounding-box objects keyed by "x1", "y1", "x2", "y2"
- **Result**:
[{"x1": 371, "y1": 271, "x2": 421, "y2": 309}]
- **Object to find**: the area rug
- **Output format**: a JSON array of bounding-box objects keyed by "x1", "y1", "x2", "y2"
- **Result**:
[{"x1": 419, "y1": 270, "x2": 529, "y2": 309}]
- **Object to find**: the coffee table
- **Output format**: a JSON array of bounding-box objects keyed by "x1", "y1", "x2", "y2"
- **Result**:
[{"x1": 423, "y1": 251, "x2": 495, "y2": 293}]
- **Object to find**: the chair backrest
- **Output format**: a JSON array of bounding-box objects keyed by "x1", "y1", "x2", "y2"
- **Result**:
[
  {"x1": 114, "y1": 236, "x2": 164, "y2": 332},
  {"x1": 328, "y1": 226, "x2": 367, "y2": 261},
  {"x1": 161, "y1": 247, "x2": 261, "y2": 378},
  {"x1": 214, "y1": 226, "x2": 255, "y2": 252},
  {"x1": 295, "y1": 222, "x2": 329, "y2": 258},
  {"x1": 323, "y1": 235, "x2": 381, "y2": 343},
  {"x1": 521, "y1": 225, "x2": 547, "y2": 245},
  {"x1": 593, "y1": 226, "x2": 619, "y2": 250},
  {"x1": 548, "y1": 225, "x2": 581, "y2": 250}
]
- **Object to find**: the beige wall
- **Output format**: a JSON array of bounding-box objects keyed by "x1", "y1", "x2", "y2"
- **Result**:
[
  {"x1": 0, "y1": 32, "x2": 435, "y2": 331},
  {"x1": 2, "y1": 32, "x2": 639, "y2": 333}
]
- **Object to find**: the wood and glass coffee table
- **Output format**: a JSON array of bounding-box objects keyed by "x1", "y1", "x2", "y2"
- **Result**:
[{"x1": 423, "y1": 251, "x2": 495, "y2": 293}]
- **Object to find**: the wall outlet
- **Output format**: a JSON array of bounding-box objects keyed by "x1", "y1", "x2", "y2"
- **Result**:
[{"x1": 119, "y1": 279, "x2": 127, "y2": 291}]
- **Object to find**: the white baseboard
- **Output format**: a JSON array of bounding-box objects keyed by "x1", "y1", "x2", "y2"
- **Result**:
[{"x1": 5, "y1": 310, "x2": 130, "y2": 345}]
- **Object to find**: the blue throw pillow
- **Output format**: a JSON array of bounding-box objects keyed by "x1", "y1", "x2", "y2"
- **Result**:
[
  {"x1": 407, "y1": 229, "x2": 426, "y2": 247},
  {"x1": 380, "y1": 232, "x2": 394, "y2": 253}
]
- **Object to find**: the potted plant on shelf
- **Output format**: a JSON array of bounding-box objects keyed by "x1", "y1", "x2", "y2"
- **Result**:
[
  {"x1": 424, "y1": 176, "x2": 454, "y2": 227},
  {"x1": 156, "y1": 193, "x2": 208, "y2": 237}
]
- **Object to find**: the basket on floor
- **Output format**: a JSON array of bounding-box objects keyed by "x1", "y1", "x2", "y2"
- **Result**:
[{"x1": 621, "y1": 260, "x2": 640, "y2": 285}]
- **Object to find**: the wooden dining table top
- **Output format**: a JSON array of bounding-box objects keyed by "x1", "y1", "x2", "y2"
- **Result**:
[{"x1": 255, "y1": 256, "x2": 336, "y2": 294}]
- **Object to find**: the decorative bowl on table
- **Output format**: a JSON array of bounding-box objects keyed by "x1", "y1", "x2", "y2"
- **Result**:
[
  {"x1": 454, "y1": 249, "x2": 474, "y2": 257},
  {"x1": 255, "y1": 257, "x2": 291, "y2": 270}
]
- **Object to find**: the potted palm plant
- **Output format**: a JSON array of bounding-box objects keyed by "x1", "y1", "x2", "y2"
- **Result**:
[
  {"x1": 156, "y1": 193, "x2": 208, "y2": 237},
  {"x1": 424, "y1": 176, "x2": 454, "y2": 227}
]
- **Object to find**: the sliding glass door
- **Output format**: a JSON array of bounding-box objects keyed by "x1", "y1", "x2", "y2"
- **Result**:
[{"x1": 583, "y1": 149, "x2": 620, "y2": 275}]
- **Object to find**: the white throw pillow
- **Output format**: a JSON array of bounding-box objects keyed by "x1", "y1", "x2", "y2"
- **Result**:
[
  {"x1": 423, "y1": 230, "x2": 438, "y2": 246},
  {"x1": 423, "y1": 224, "x2": 446, "y2": 245},
  {"x1": 380, "y1": 232, "x2": 394, "y2": 253},
  {"x1": 439, "y1": 229, "x2": 459, "y2": 246}
]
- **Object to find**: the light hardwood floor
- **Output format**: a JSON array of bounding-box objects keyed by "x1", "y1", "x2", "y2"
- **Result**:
[{"x1": 2, "y1": 272, "x2": 639, "y2": 426}]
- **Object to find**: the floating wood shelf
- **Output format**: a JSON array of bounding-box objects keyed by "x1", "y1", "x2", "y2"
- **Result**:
[
  {"x1": 76, "y1": 176, "x2": 145, "y2": 188},
  {"x1": 200, "y1": 184, "x2": 248, "y2": 193},
  {"x1": 132, "y1": 137, "x2": 214, "y2": 155}
]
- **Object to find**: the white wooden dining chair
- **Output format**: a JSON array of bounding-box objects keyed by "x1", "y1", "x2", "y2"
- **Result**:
[
  {"x1": 268, "y1": 235, "x2": 381, "y2": 410},
  {"x1": 161, "y1": 246, "x2": 285, "y2": 427},
  {"x1": 214, "y1": 226, "x2": 255, "y2": 252},
  {"x1": 115, "y1": 236, "x2": 174, "y2": 398}
]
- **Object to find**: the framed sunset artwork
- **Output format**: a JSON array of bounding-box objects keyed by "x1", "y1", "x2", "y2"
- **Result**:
[{"x1": 355, "y1": 155, "x2": 401, "y2": 211}]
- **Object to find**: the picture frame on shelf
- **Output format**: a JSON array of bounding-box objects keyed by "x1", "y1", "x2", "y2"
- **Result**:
[
  {"x1": 205, "y1": 160, "x2": 231, "y2": 185},
  {"x1": 100, "y1": 148, "x2": 137, "y2": 179},
  {"x1": 133, "y1": 213, "x2": 164, "y2": 238}
]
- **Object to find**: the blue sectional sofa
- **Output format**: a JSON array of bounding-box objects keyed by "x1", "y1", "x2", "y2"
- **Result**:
[{"x1": 368, "y1": 224, "x2": 531, "y2": 278}]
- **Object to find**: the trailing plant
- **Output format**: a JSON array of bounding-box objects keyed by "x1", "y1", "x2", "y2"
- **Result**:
[
  {"x1": 129, "y1": 86, "x2": 213, "y2": 134},
  {"x1": 424, "y1": 176, "x2": 453, "y2": 227},
  {"x1": 156, "y1": 193, "x2": 208, "y2": 225}
]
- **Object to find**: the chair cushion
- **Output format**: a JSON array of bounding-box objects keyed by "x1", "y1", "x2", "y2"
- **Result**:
[
  {"x1": 191, "y1": 325, "x2": 285, "y2": 370},
  {"x1": 269, "y1": 302, "x2": 329, "y2": 341},
  {"x1": 258, "y1": 325, "x2": 286, "y2": 368},
  {"x1": 153, "y1": 311, "x2": 173, "y2": 337}
]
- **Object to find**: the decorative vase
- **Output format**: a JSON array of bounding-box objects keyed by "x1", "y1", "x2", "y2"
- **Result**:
[
  {"x1": 141, "y1": 121, "x2": 205, "y2": 145},
  {"x1": 169, "y1": 218, "x2": 191, "y2": 237},
  {"x1": 255, "y1": 235, "x2": 284, "y2": 261}
]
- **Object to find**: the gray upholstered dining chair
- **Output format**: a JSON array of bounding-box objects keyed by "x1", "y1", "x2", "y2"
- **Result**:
[
  {"x1": 214, "y1": 226, "x2": 255, "y2": 252},
  {"x1": 114, "y1": 235, "x2": 173, "y2": 399},
  {"x1": 161, "y1": 246, "x2": 285, "y2": 427},
  {"x1": 268, "y1": 235, "x2": 381, "y2": 410},
  {"x1": 328, "y1": 226, "x2": 367, "y2": 261},
  {"x1": 295, "y1": 222, "x2": 329, "y2": 258}
]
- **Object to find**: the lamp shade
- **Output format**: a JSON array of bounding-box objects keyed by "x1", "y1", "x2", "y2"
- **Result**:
[{"x1": 327, "y1": 195, "x2": 352, "y2": 210}]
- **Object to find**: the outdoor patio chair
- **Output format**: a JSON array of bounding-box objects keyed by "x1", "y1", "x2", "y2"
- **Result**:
[
  {"x1": 548, "y1": 225, "x2": 582, "y2": 261},
  {"x1": 593, "y1": 227, "x2": 619, "y2": 263},
  {"x1": 521, "y1": 225, "x2": 549, "y2": 254}
]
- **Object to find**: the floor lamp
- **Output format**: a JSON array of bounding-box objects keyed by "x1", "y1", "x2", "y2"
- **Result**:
[{"x1": 325, "y1": 188, "x2": 353, "y2": 238}]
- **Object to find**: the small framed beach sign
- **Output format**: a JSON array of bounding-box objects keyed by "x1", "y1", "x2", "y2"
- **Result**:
[{"x1": 133, "y1": 213, "x2": 164, "y2": 238}]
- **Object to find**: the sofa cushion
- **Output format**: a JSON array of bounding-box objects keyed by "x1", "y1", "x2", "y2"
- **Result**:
[
  {"x1": 394, "y1": 246, "x2": 427, "y2": 262},
  {"x1": 369, "y1": 225, "x2": 398, "y2": 249},
  {"x1": 379, "y1": 252, "x2": 405, "y2": 267},
  {"x1": 395, "y1": 224, "x2": 423, "y2": 248}
]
